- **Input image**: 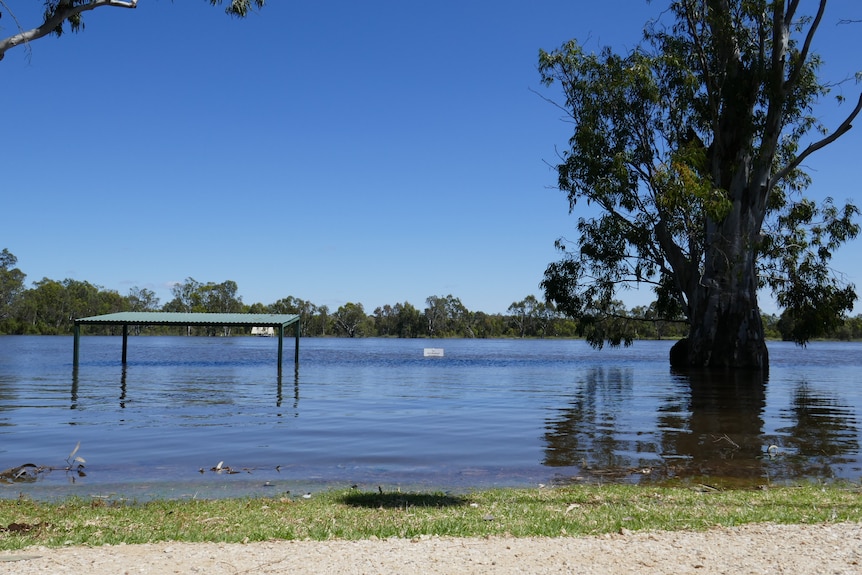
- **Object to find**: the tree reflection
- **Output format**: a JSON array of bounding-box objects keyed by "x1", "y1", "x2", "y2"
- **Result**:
[
  {"x1": 545, "y1": 369, "x2": 770, "y2": 482},
  {"x1": 774, "y1": 383, "x2": 860, "y2": 480},
  {"x1": 543, "y1": 367, "x2": 645, "y2": 475},
  {"x1": 659, "y1": 369, "x2": 767, "y2": 482},
  {"x1": 543, "y1": 368, "x2": 766, "y2": 481},
  {"x1": 544, "y1": 364, "x2": 861, "y2": 485}
]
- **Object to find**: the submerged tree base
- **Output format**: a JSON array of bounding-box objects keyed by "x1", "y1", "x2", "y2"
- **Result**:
[{"x1": 669, "y1": 338, "x2": 769, "y2": 372}]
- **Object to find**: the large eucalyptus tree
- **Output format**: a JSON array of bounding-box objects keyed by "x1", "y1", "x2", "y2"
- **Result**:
[
  {"x1": 539, "y1": 0, "x2": 861, "y2": 370},
  {"x1": 0, "y1": 0, "x2": 264, "y2": 61}
]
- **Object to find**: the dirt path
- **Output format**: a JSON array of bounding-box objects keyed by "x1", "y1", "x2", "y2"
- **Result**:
[{"x1": 2, "y1": 522, "x2": 860, "y2": 574}]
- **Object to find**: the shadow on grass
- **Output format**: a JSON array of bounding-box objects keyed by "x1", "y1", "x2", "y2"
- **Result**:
[{"x1": 339, "y1": 491, "x2": 468, "y2": 509}]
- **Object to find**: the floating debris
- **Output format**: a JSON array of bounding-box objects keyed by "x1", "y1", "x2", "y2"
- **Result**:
[
  {"x1": 206, "y1": 461, "x2": 262, "y2": 475},
  {"x1": 1, "y1": 443, "x2": 86, "y2": 484},
  {"x1": 209, "y1": 461, "x2": 242, "y2": 474},
  {"x1": 0, "y1": 463, "x2": 46, "y2": 484},
  {"x1": 67, "y1": 441, "x2": 86, "y2": 466}
]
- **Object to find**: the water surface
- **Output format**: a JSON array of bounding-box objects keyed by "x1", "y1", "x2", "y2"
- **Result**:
[{"x1": 0, "y1": 336, "x2": 859, "y2": 499}]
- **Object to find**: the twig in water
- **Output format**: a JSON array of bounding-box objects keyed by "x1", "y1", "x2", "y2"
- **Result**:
[{"x1": 714, "y1": 434, "x2": 740, "y2": 449}]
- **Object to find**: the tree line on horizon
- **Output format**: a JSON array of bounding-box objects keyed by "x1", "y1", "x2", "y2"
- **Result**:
[{"x1": 1, "y1": 249, "x2": 860, "y2": 341}]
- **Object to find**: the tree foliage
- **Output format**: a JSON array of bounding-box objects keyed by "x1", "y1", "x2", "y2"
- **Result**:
[
  {"x1": 333, "y1": 302, "x2": 368, "y2": 338},
  {"x1": 539, "y1": 0, "x2": 860, "y2": 368},
  {"x1": 7, "y1": 247, "x2": 862, "y2": 340},
  {"x1": 0, "y1": 249, "x2": 26, "y2": 324}
]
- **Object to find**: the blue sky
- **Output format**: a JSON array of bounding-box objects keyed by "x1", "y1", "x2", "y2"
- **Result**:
[{"x1": 2, "y1": 1, "x2": 861, "y2": 315}]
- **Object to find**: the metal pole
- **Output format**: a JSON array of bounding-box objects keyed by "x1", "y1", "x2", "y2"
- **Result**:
[
  {"x1": 278, "y1": 324, "x2": 284, "y2": 371},
  {"x1": 294, "y1": 318, "x2": 300, "y2": 367},
  {"x1": 122, "y1": 324, "x2": 129, "y2": 364},
  {"x1": 73, "y1": 322, "x2": 80, "y2": 367}
]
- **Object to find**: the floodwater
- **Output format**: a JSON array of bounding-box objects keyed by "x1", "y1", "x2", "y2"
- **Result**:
[{"x1": 0, "y1": 336, "x2": 859, "y2": 500}]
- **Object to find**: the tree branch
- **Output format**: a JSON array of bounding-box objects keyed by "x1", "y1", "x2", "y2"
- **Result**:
[
  {"x1": 769, "y1": 91, "x2": 862, "y2": 188},
  {"x1": 0, "y1": 0, "x2": 137, "y2": 61},
  {"x1": 785, "y1": 0, "x2": 800, "y2": 24},
  {"x1": 682, "y1": 0, "x2": 719, "y2": 121},
  {"x1": 0, "y1": 0, "x2": 34, "y2": 60},
  {"x1": 785, "y1": 0, "x2": 826, "y2": 89}
]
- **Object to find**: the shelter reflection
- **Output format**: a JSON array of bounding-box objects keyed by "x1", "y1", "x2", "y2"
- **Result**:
[
  {"x1": 120, "y1": 366, "x2": 127, "y2": 409},
  {"x1": 276, "y1": 367, "x2": 300, "y2": 413},
  {"x1": 71, "y1": 367, "x2": 78, "y2": 410},
  {"x1": 69, "y1": 366, "x2": 300, "y2": 411}
]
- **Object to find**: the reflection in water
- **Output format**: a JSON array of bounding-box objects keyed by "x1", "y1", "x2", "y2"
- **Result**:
[
  {"x1": 276, "y1": 368, "x2": 301, "y2": 413},
  {"x1": 543, "y1": 367, "x2": 640, "y2": 473},
  {"x1": 662, "y1": 369, "x2": 767, "y2": 481},
  {"x1": 71, "y1": 367, "x2": 79, "y2": 410},
  {"x1": 120, "y1": 367, "x2": 127, "y2": 409},
  {"x1": 775, "y1": 383, "x2": 860, "y2": 480},
  {"x1": 71, "y1": 366, "x2": 301, "y2": 412},
  {"x1": 544, "y1": 367, "x2": 860, "y2": 485},
  {"x1": 0, "y1": 376, "x2": 15, "y2": 429},
  {"x1": 2, "y1": 337, "x2": 860, "y2": 496}
]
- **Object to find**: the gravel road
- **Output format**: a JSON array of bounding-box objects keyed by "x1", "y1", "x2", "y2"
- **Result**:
[{"x1": 2, "y1": 522, "x2": 860, "y2": 574}]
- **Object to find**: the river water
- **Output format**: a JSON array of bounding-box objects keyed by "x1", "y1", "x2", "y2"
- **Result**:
[{"x1": 0, "y1": 336, "x2": 859, "y2": 500}]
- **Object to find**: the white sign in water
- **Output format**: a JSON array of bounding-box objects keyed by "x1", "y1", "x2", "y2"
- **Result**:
[{"x1": 423, "y1": 348, "x2": 444, "y2": 357}]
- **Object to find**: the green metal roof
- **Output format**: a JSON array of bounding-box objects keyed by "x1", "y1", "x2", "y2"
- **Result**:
[{"x1": 75, "y1": 312, "x2": 300, "y2": 327}]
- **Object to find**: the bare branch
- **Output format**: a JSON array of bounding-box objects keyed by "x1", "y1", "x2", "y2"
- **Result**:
[
  {"x1": 786, "y1": 0, "x2": 827, "y2": 89},
  {"x1": 527, "y1": 86, "x2": 574, "y2": 119},
  {"x1": 0, "y1": 0, "x2": 138, "y2": 61},
  {"x1": 785, "y1": 0, "x2": 801, "y2": 24},
  {"x1": 769, "y1": 91, "x2": 862, "y2": 188},
  {"x1": 0, "y1": 0, "x2": 34, "y2": 60}
]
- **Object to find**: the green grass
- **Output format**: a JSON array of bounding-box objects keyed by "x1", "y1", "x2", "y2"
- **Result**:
[{"x1": 1, "y1": 483, "x2": 860, "y2": 551}]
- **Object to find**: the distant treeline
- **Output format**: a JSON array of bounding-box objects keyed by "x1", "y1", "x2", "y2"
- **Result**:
[{"x1": 1, "y1": 249, "x2": 860, "y2": 341}]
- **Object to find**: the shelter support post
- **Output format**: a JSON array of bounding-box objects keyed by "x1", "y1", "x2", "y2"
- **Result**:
[
  {"x1": 73, "y1": 323, "x2": 80, "y2": 367},
  {"x1": 122, "y1": 324, "x2": 129, "y2": 364},
  {"x1": 278, "y1": 324, "x2": 284, "y2": 371},
  {"x1": 294, "y1": 319, "x2": 300, "y2": 366}
]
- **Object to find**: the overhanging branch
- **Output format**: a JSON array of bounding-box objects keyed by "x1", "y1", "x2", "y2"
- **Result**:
[
  {"x1": 769, "y1": 91, "x2": 862, "y2": 189},
  {"x1": 0, "y1": 0, "x2": 138, "y2": 61}
]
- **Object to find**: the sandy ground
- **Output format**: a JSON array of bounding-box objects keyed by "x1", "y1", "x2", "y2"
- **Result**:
[{"x1": 1, "y1": 522, "x2": 860, "y2": 574}]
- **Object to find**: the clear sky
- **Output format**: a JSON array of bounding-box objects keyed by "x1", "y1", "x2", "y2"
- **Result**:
[{"x1": 3, "y1": 1, "x2": 861, "y2": 315}]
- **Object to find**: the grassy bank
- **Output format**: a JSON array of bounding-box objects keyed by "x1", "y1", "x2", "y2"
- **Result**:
[{"x1": 1, "y1": 483, "x2": 860, "y2": 551}]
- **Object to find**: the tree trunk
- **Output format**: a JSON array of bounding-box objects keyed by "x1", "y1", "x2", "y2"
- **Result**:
[
  {"x1": 670, "y1": 260, "x2": 769, "y2": 373},
  {"x1": 670, "y1": 190, "x2": 770, "y2": 371},
  {"x1": 670, "y1": 290, "x2": 769, "y2": 371}
]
